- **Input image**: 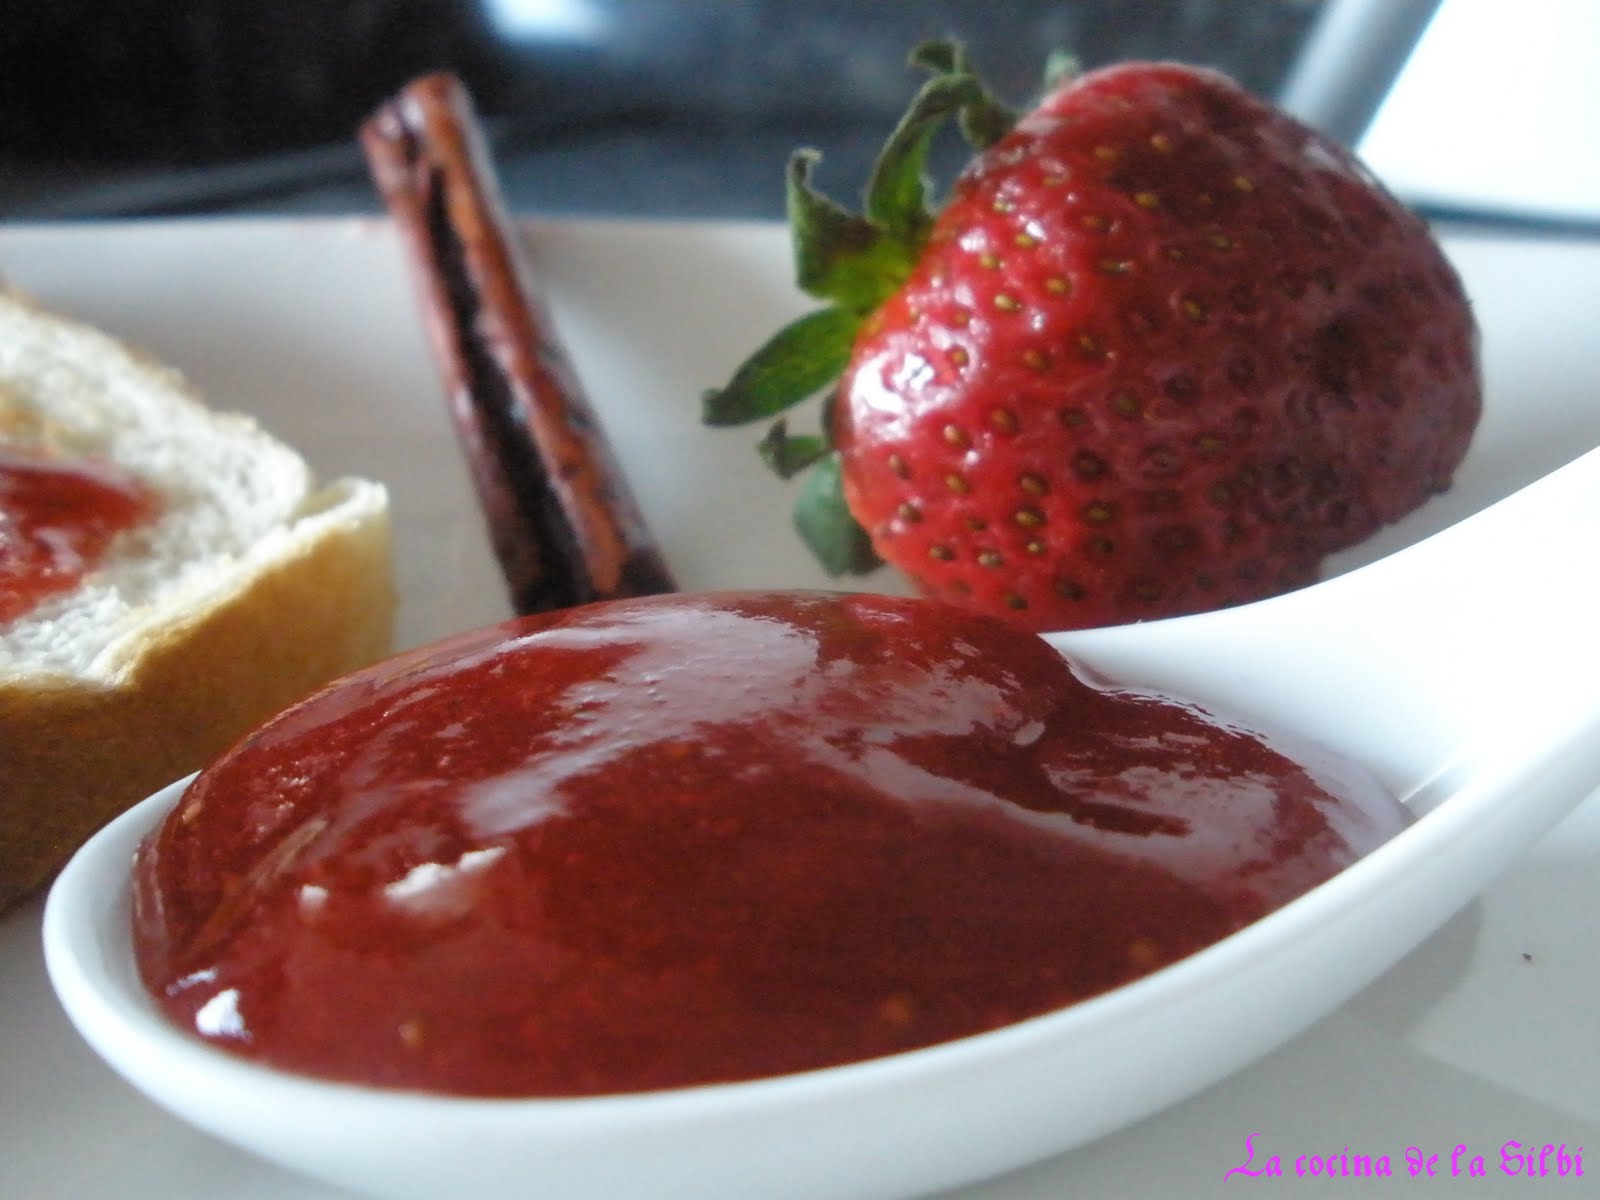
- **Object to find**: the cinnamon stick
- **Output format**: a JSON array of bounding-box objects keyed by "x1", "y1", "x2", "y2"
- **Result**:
[{"x1": 361, "y1": 73, "x2": 675, "y2": 615}]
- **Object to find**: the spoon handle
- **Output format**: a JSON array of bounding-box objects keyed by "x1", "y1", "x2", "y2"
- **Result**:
[{"x1": 1050, "y1": 445, "x2": 1600, "y2": 798}]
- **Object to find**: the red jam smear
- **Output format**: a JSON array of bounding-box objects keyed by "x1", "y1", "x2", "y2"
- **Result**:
[
  {"x1": 133, "y1": 590, "x2": 1406, "y2": 1097},
  {"x1": 0, "y1": 446, "x2": 159, "y2": 624}
]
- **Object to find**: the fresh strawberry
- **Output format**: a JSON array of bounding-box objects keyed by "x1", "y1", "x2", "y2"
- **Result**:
[{"x1": 704, "y1": 43, "x2": 1479, "y2": 630}]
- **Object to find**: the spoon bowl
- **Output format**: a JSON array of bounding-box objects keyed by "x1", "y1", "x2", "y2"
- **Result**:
[{"x1": 43, "y1": 446, "x2": 1600, "y2": 1200}]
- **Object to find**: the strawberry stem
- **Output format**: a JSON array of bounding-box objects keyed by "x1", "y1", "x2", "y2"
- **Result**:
[
  {"x1": 701, "y1": 39, "x2": 1021, "y2": 579},
  {"x1": 1041, "y1": 49, "x2": 1081, "y2": 93}
]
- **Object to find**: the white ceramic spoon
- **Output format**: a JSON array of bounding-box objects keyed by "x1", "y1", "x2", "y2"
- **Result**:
[{"x1": 43, "y1": 445, "x2": 1600, "y2": 1200}]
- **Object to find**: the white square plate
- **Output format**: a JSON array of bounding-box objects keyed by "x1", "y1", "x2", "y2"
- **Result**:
[{"x1": 2, "y1": 217, "x2": 1598, "y2": 1197}]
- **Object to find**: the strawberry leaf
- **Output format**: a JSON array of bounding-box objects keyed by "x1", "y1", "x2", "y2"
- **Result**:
[
  {"x1": 794, "y1": 451, "x2": 882, "y2": 575},
  {"x1": 702, "y1": 306, "x2": 859, "y2": 427},
  {"x1": 757, "y1": 419, "x2": 829, "y2": 479},
  {"x1": 787, "y1": 151, "x2": 909, "y2": 313},
  {"x1": 704, "y1": 38, "x2": 1018, "y2": 583},
  {"x1": 907, "y1": 40, "x2": 1016, "y2": 151},
  {"x1": 863, "y1": 71, "x2": 985, "y2": 245},
  {"x1": 908, "y1": 39, "x2": 963, "y2": 75}
]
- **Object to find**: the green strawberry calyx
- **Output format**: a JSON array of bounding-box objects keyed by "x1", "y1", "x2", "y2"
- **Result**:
[{"x1": 701, "y1": 40, "x2": 1019, "y2": 575}]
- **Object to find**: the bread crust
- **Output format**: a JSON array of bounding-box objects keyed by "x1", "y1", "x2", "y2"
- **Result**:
[
  {"x1": 2, "y1": 288, "x2": 396, "y2": 910},
  {"x1": 1, "y1": 483, "x2": 393, "y2": 911}
]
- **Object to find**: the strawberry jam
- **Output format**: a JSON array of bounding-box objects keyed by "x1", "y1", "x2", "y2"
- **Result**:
[
  {"x1": 0, "y1": 446, "x2": 158, "y2": 624},
  {"x1": 132, "y1": 590, "x2": 1406, "y2": 1097}
]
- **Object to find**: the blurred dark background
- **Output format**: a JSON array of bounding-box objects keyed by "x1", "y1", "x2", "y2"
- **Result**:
[{"x1": 0, "y1": 0, "x2": 1410, "y2": 221}]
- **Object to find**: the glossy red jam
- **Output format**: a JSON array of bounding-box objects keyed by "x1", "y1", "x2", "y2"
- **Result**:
[
  {"x1": 133, "y1": 590, "x2": 1406, "y2": 1097},
  {"x1": 0, "y1": 446, "x2": 159, "y2": 624}
]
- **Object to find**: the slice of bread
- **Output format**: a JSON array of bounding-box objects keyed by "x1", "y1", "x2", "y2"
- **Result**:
[{"x1": 1, "y1": 287, "x2": 395, "y2": 911}]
